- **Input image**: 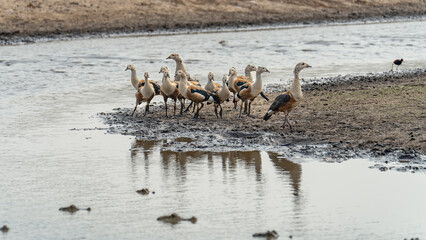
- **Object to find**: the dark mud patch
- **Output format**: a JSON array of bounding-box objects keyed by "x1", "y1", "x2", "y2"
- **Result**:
[{"x1": 99, "y1": 70, "x2": 426, "y2": 171}]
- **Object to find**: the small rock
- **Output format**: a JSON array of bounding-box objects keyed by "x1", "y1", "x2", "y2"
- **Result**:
[{"x1": 379, "y1": 166, "x2": 388, "y2": 172}]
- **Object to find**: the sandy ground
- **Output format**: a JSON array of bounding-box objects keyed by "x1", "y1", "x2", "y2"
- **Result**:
[
  {"x1": 1, "y1": 0, "x2": 426, "y2": 43},
  {"x1": 99, "y1": 70, "x2": 425, "y2": 167}
]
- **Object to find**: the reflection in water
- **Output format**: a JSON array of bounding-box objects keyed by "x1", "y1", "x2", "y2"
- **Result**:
[
  {"x1": 130, "y1": 139, "x2": 162, "y2": 176},
  {"x1": 268, "y1": 152, "x2": 302, "y2": 196},
  {"x1": 129, "y1": 140, "x2": 303, "y2": 187},
  {"x1": 130, "y1": 139, "x2": 263, "y2": 178}
]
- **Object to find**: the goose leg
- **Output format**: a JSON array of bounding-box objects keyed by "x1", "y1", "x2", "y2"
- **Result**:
[
  {"x1": 180, "y1": 99, "x2": 185, "y2": 115},
  {"x1": 173, "y1": 99, "x2": 177, "y2": 116},
  {"x1": 193, "y1": 103, "x2": 199, "y2": 119},
  {"x1": 131, "y1": 105, "x2": 138, "y2": 116},
  {"x1": 282, "y1": 114, "x2": 288, "y2": 128},
  {"x1": 185, "y1": 101, "x2": 193, "y2": 113},
  {"x1": 238, "y1": 101, "x2": 244, "y2": 118},
  {"x1": 283, "y1": 113, "x2": 292, "y2": 130},
  {"x1": 233, "y1": 94, "x2": 238, "y2": 110},
  {"x1": 219, "y1": 105, "x2": 223, "y2": 119},
  {"x1": 247, "y1": 100, "x2": 252, "y2": 116},
  {"x1": 243, "y1": 101, "x2": 248, "y2": 114},
  {"x1": 214, "y1": 104, "x2": 219, "y2": 119},
  {"x1": 144, "y1": 102, "x2": 149, "y2": 116},
  {"x1": 131, "y1": 99, "x2": 139, "y2": 116},
  {"x1": 164, "y1": 97, "x2": 168, "y2": 117},
  {"x1": 193, "y1": 102, "x2": 204, "y2": 119}
]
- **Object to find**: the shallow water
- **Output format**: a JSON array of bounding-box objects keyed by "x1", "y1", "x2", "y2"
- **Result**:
[{"x1": 1, "y1": 20, "x2": 426, "y2": 239}]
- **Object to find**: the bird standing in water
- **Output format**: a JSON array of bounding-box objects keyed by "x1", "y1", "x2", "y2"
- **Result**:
[{"x1": 391, "y1": 58, "x2": 403, "y2": 72}]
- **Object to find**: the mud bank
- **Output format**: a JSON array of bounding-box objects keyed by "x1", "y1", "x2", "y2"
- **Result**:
[
  {"x1": 1, "y1": 0, "x2": 426, "y2": 45},
  {"x1": 98, "y1": 69, "x2": 425, "y2": 170}
]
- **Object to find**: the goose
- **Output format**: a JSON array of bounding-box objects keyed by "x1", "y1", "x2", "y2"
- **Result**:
[
  {"x1": 159, "y1": 66, "x2": 180, "y2": 117},
  {"x1": 176, "y1": 70, "x2": 215, "y2": 119},
  {"x1": 237, "y1": 64, "x2": 269, "y2": 102},
  {"x1": 236, "y1": 66, "x2": 270, "y2": 118},
  {"x1": 204, "y1": 72, "x2": 222, "y2": 92},
  {"x1": 263, "y1": 62, "x2": 311, "y2": 129},
  {"x1": 125, "y1": 64, "x2": 160, "y2": 94},
  {"x1": 212, "y1": 75, "x2": 231, "y2": 118},
  {"x1": 228, "y1": 65, "x2": 269, "y2": 111},
  {"x1": 166, "y1": 53, "x2": 201, "y2": 112},
  {"x1": 166, "y1": 53, "x2": 190, "y2": 80},
  {"x1": 131, "y1": 72, "x2": 156, "y2": 116}
]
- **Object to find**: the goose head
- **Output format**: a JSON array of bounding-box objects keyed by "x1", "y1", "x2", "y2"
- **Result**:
[
  {"x1": 166, "y1": 53, "x2": 181, "y2": 61},
  {"x1": 144, "y1": 72, "x2": 150, "y2": 80},
  {"x1": 294, "y1": 62, "x2": 312, "y2": 74},
  {"x1": 222, "y1": 75, "x2": 228, "y2": 85},
  {"x1": 125, "y1": 64, "x2": 135, "y2": 71},
  {"x1": 208, "y1": 72, "x2": 214, "y2": 81},
  {"x1": 159, "y1": 66, "x2": 169, "y2": 74},
  {"x1": 175, "y1": 70, "x2": 186, "y2": 81},
  {"x1": 245, "y1": 64, "x2": 257, "y2": 72},
  {"x1": 228, "y1": 67, "x2": 237, "y2": 77},
  {"x1": 257, "y1": 66, "x2": 270, "y2": 74}
]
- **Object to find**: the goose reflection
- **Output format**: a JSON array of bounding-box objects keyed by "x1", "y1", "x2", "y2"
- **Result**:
[
  {"x1": 268, "y1": 152, "x2": 301, "y2": 197},
  {"x1": 130, "y1": 139, "x2": 162, "y2": 174}
]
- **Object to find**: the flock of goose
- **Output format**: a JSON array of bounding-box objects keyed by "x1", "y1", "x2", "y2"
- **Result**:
[{"x1": 125, "y1": 53, "x2": 311, "y2": 129}]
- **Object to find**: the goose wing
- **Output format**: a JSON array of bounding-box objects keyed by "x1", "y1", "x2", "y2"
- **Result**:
[
  {"x1": 269, "y1": 93, "x2": 291, "y2": 111},
  {"x1": 149, "y1": 81, "x2": 161, "y2": 95},
  {"x1": 190, "y1": 88, "x2": 212, "y2": 101}
]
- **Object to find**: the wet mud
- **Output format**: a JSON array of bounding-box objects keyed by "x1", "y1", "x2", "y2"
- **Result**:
[{"x1": 99, "y1": 69, "x2": 425, "y2": 170}]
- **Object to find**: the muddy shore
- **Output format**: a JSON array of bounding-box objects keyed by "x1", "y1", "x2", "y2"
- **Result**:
[
  {"x1": 1, "y1": 0, "x2": 426, "y2": 44},
  {"x1": 99, "y1": 69, "x2": 425, "y2": 169}
]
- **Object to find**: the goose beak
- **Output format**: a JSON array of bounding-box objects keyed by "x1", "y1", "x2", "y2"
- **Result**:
[
  {"x1": 125, "y1": 67, "x2": 129, "y2": 71},
  {"x1": 307, "y1": 64, "x2": 312, "y2": 68},
  {"x1": 166, "y1": 56, "x2": 171, "y2": 59},
  {"x1": 266, "y1": 69, "x2": 270, "y2": 73}
]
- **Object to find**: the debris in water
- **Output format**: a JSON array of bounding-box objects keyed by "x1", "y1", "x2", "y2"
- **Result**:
[
  {"x1": 1, "y1": 225, "x2": 9, "y2": 233},
  {"x1": 252, "y1": 230, "x2": 279, "y2": 238},
  {"x1": 59, "y1": 204, "x2": 91, "y2": 213},
  {"x1": 157, "y1": 213, "x2": 197, "y2": 224},
  {"x1": 136, "y1": 188, "x2": 150, "y2": 195}
]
